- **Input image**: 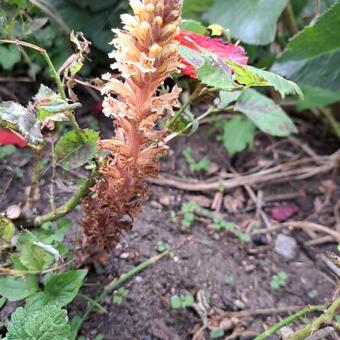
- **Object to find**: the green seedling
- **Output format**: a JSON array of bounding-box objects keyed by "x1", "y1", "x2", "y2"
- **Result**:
[
  {"x1": 224, "y1": 275, "x2": 234, "y2": 285},
  {"x1": 211, "y1": 217, "x2": 251, "y2": 243},
  {"x1": 210, "y1": 328, "x2": 224, "y2": 338},
  {"x1": 270, "y1": 271, "x2": 288, "y2": 290},
  {"x1": 170, "y1": 210, "x2": 177, "y2": 223},
  {"x1": 182, "y1": 147, "x2": 210, "y2": 172},
  {"x1": 181, "y1": 200, "x2": 200, "y2": 228},
  {"x1": 113, "y1": 287, "x2": 129, "y2": 305},
  {"x1": 170, "y1": 294, "x2": 194, "y2": 309}
]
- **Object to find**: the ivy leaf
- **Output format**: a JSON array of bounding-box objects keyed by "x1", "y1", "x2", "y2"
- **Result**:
[
  {"x1": 5, "y1": 305, "x2": 71, "y2": 340},
  {"x1": 0, "y1": 102, "x2": 42, "y2": 144},
  {"x1": 222, "y1": 115, "x2": 256, "y2": 154},
  {"x1": 55, "y1": 129, "x2": 99, "y2": 170},
  {"x1": 0, "y1": 275, "x2": 38, "y2": 302},
  {"x1": 235, "y1": 89, "x2": 297, "y2": 136},
  {"x1": 0, "y1": 44, "x2": 21, "y2": 71},
  {"x1": 272, "y1": 3, "x2": 340, "y2": 91},
  {"x1": 205, "y1": 0, "x2": 288, "y2": 45},
  {"x1": 226, "y1": 60, "x2": 303, "y2": 98}
]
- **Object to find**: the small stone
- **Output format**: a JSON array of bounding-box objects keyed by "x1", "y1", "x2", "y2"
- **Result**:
[
  {"x1": 234, "y1": 299, "x2": 246, "y2": 310},
  {"x1": 159, "y1": 195, "x2": 170, "y2": 206},
  {"x1": 274, "y1": 233, "x2": 298, "y2": 260},
  {"x1": 5, "y1": 205, "x2": 21, "y2": 220},
  {"x1": 119, "y1": 252, "x2": 130, "y2": 259}
]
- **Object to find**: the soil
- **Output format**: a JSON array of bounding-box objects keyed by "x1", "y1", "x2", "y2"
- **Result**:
[{"x1": 0, "y1": 85, "x2": 339, "y2": 340}]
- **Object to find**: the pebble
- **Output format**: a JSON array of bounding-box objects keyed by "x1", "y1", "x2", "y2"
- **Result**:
[{"x1": 274, "y1": 233, "x2": 298, "y2": 260}]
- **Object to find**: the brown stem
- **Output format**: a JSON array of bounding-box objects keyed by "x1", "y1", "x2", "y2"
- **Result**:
[{"x1": 283, "y1": 1, "x2": 299, "y2": 36}]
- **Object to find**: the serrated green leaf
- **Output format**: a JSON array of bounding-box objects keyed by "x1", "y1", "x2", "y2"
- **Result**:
[
  {"x1": 181, "y1": 19, "x2": 206, "y2": 34},
  {"x1": 0, "y1": 275, "x2": 38, "y2": 301},
  {"x1": 222, "y1": 115, "x2": 256, "y2": 154},
  {"x1": 272, "y1": 3, "x2": 340, "y2": 91},
  {"x1": 0, "y1": 102, "x2": 42, "y2": 144},
  {"x1": 205, "y1": 0, "x2": 288, "y2": 45},
  {"x1": 5, "y1": 305, "x2": 70, "y2": 340},
  {"x1": 55, "y1": 129, "x2": 99, "y2": 170},
  {"x1": 227, "y1": 60, "x2": 303, "y2": 98},
  {"x1": 235, "y1": 89, "x2": 297, "y2": 136},
  {"x1": 0, "y1": 44, "x2": 21, "y2": 70}
]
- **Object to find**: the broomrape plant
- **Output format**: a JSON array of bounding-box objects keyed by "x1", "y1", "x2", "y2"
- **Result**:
[{"x1": 81, "y1": 0, "x2": 183, "y2": 262}]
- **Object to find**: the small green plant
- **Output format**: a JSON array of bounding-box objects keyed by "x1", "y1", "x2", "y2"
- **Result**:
[
  {"x1": 170, "y1": 294, "x2": 194, "y2": 309},
  {"x1": 182, "y1": 147, "x2": 210, "y2": 172},
  {"x1": 224, "y1": 275, "x2": 234, "y2": 285},
  {"x1": 210, "y1": 328, "x2": 224, "y2": 338},
  {"x1": 180, "y1": 200, "x2": 200, "y2": 228},
  {"x1": 113, "y1": 287, "x2": 129, "y2": 305},
  {"x1": 270, "y1": 271, "x2": 288, "y2": 290}
]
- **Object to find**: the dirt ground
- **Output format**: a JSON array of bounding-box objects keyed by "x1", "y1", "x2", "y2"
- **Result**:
[{"x1": 0, "y1": 85, "x2": 339, "y2": 339}]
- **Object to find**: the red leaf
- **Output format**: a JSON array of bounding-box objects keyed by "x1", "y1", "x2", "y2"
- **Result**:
[
  {"x1": 269, "y1": 204, "x2": 299, "y2": 222},
  {"x1": 176, "y1": 30, "x2": 248, "y2": 78},
  {"x1": 0, "y1": 129, "x2": 28, "y2": 148}
]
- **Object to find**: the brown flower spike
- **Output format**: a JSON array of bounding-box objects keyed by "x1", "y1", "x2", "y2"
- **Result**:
[{"x1": 81, "y1": 0, "x2": 182, "y2": 262}]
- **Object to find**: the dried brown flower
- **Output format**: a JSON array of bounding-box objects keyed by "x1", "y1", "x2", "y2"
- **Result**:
[{"x1": 81, "y1": 0, "x2": 182, "y2": 262}]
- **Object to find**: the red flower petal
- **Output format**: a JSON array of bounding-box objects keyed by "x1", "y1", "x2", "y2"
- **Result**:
[
  {"x1": 0, "y1": 129, "x2": 28, "y2": 148},
  {"x1": 176, "y1": 30, "x2": 248, "y2": 78}
]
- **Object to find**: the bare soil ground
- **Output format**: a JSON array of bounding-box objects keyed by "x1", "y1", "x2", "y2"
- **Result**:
[{"x1": 0, "y1": 85, "x2": 339, "y2": 339}]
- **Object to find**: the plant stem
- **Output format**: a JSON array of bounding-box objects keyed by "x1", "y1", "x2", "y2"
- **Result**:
[
  {"x1": 76, "y1": 250, "x2": 170, "y2": 335},
  {"x1": 33, "y1": 166, "x2": 97, "y2": 226},
  {"x1": 255, "y1": 305, "x2": 325, "y2": 340},
  {"x1": 283, "y1": 1, "x2": 299, "y2": 36},
  {"x1": 319, "y1": 107, "x2": 340, "y2": 140},
  {"x1": 26, "y1": 144, "x2": 44, "y2": 209},
  {"x1": 289, "y1": 297, "x2": 340, "y2": 339}
]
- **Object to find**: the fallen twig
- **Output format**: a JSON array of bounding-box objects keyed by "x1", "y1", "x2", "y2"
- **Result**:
[{"x1": 149, "y1": 154, "x2": 338, "y2": 192}]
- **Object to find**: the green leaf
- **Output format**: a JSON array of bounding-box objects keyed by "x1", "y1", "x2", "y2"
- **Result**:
[
  {"x1": 226, "y1": 60, "x2": 303, "y2": 98},
  {"x1": 55, "y1": 129, "x2": 99, "y2": 170},
  {"x1": 218, "y1": 90, "x2": 242, "y2": 108},
  {"x1": 44, "y1": 269, "x2": 87, "y2": 307},
  {"x1": 0, "y1": 145, "x2": 16, "y2": 159},
  {"x1": 180, "y1": 19, "x2": 206, "y2": 34},
  {"x1": 170, "y1": 295, "x2": 181, "y2": 309},
  {"x1": 0, "y1": 276, "x2": 38, "y2": 301},
  {"x1": 296, "y1": 85, "x2": 340, "y2": 111},
  {"x1": 235, "y1": 89, "x2": 297, "y2": 136},
  {"x1": 272, "y1": 3, "x2": 340, "y2": 91},
  {"x1": 0, "y1": 44, "x2": 21, "y2": 70},
  {"x1": 34, "y1": 85, "x2": 81, "y2": 121},
  {"x1": 0, "y1": 102, "x2": 42, "y2": 144},
  {"x1": 182, "y1": 0, "x2": 213, "y2": 20},
  {"x1": 222, "y1": 115, "x2": 256, "y2": 154},
  {"x1": 205, "y1": 0, "x2": 288, "y2": 45},
  {"x1": 5, "y1": 305, "x2": 71, "y2": 340},
  {"x1": 0, "y1": 215, "x2": 15, "y2": 243},
  {"x1": 26, "y1": 270, "x2": 87, "y2": 310},
  {"x1": 16, "y1": 231, "x2": 55, "y2": 271},
  {"x1": 179, "y1": 46, "x2": 236, "y2": 90}
]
